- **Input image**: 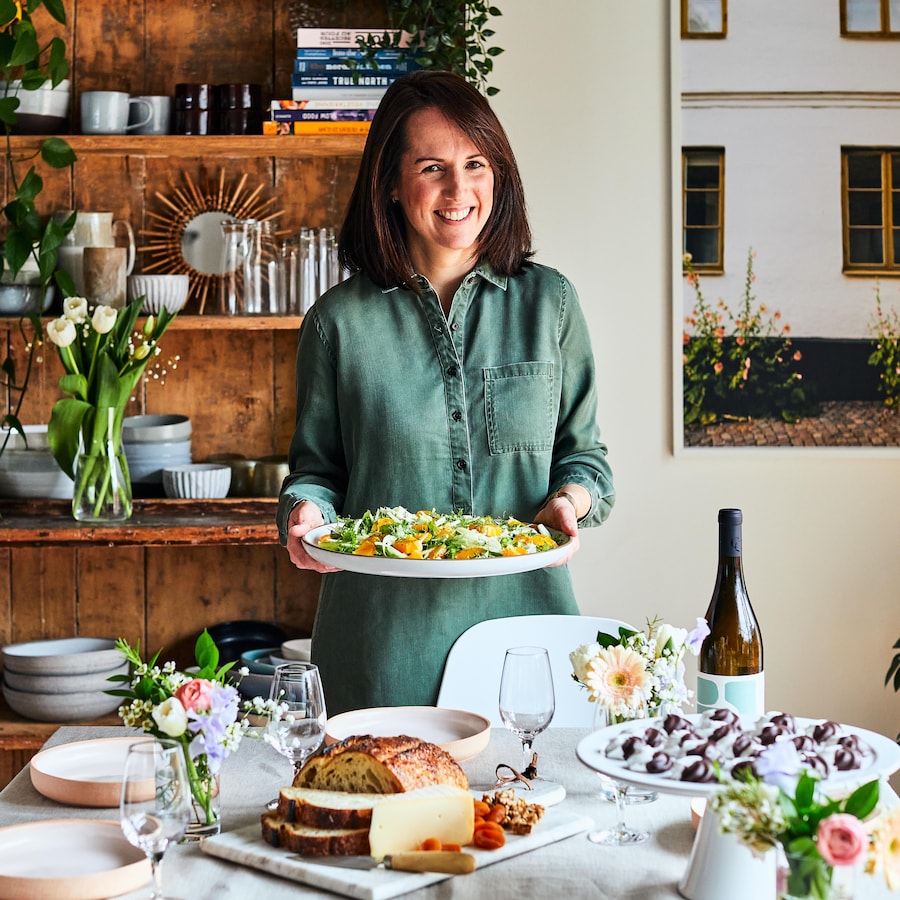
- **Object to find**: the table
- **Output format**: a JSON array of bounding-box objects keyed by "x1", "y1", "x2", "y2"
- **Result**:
[{"x1": 0, "y1": 725, "x2": 895, "y2": 899}]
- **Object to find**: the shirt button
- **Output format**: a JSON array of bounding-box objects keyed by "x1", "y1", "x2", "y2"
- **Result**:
[
  {"x1": 456, "y1": 459, "x2": 467, "y2": 471},
  {"x1": 451, "y1": 322, "x2": 460, "y2": 331},
  {"x1": 466, "y1": 275, "x2": 477, "y2": 285},
  {"x1": 447, "y1": 366, "x2": 457, "y2": 377},
  {"x1": 452, "y1": 410, "x2": 462, "y2": 422}
]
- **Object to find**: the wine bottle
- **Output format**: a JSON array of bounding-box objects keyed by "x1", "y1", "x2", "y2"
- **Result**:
[{"x1": 697, "y1": 508, "x2": 764, "y2": 716}]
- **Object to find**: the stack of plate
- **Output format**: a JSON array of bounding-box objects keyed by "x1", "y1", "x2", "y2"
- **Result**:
[
  {"x1": 0, "y1": 425, "x2": 72, "y2": 499},
  {"x1": 1, "y1": 637, "x2": 128, "y2": 722},
  {"x1": 122, "y1": 414, "x2": 191, "y2": 489}
]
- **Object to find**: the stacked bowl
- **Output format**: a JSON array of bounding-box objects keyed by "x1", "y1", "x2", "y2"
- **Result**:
[
  {"x1": 1, "y1": 638, "x2": 128, "y2": 722},
  {"x1": 123, "y1": 414, "x2": 191, "y2": 492},
  {"x1": 0, "y1": 425, "x2": 72, "y2": 499}
]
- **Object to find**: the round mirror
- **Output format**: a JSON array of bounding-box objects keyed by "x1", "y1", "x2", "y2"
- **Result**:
[{"x1": 181, "y1": 211, "x2": 233, "y2": 275}]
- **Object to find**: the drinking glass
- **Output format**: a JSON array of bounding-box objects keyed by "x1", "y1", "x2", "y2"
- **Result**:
[
  {"x1": 266, "y1": 662, "x2": 327, "y2": 781},
  {"x1": 498, "y1": 646, "x2": 555, "y2": 775},
  {"x1": 120, "y1": 738, "x2": 192, "y2": 900}
]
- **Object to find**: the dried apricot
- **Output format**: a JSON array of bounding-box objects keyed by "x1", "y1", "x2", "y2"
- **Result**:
[
  {"x1": 440, "y1": 842, "x2": 462, "y2": 852},
  {"x1": 485, "y1": 803, "x2": 506, "y2": 824},
  {"x1": 418, "y1": 836, "x2": 442, "y2": 851},
  {"x1": 473, "y1": 799, "x2": 492, "y2": 818},
  {"x1": 472, "y1": 820, "x2": 505, "y2": 850}
]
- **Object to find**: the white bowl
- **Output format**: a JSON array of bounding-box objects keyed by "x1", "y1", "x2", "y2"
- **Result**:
[
  {"x1": 280, "y1": 638, "x2": 312, "y2": 661},
  {"x1": 1, "y1": 424, "x2": 50, "y2": 451},
  {"x1": 2, "y1": 680, "x2": 122, "y2": 722},
  {"x1": 122, "y1": 414, "x2": 191, "y2": 443},
  {"x1": 1, "y1": 637, "x2": 122, "y2": 676},
  {"x1": 0, "y1": 79, "x2": 70, "y2": 135},
  {"x1": 127, "y1": 274, "x2": 190, "y2": 314},
  {"x1": 3, "y1": 658, "x2": 128, "y2": 694},
  {"x1": 162, "y1": 463, "x2": 231, "y2": 499},
  {"x1": 0, "y1": 446, "x2": 72, "y2": 499},
  {"x1": 124, "y1": 438, "x2": 192, "y2": 484},
  {"x1": 0, "y1": 282, "x2": 54, "y2": 316}
]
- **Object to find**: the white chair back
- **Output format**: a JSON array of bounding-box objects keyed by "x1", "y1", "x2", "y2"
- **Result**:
[{"x1": 436, "y1": 614, "x2": 632, "y2": 728}]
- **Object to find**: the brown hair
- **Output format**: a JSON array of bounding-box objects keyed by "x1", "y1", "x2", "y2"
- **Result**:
[{"x1": 338, "y1": 70, "x2": 533, "y2": 288}]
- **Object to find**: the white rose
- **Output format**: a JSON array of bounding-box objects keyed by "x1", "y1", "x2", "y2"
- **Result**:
[
  {"x1": 152, "y1": 696, "x2": 187, "y2": 737},
  {"x1": 46, "y1": 317, "x2": 76, "y2": 348},
  {"x1": 91, "y1": 304, "x2": 117, "y2": 334},
  {"x1": 569, "y1": 642, "x2": 601, "y2": 684},
  {"x1": 63, "y1": 296, "x2": 89, "y2": 322},
  {"x1": 654, "y1": 623, "x2": 687, "y2": 656}
]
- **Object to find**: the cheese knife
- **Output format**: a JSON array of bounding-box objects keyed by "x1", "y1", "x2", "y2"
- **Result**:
[{"x1": 293, "y1": 850, "x2": 477, "y2": 874}]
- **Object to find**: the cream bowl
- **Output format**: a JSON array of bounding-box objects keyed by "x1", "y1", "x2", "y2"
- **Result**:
[
  {"x1": 280, "y1": 638, "x2": 312, "y2": 661},
  {"x1": 2, "y1": 659, "x2": 128, "y2": 694},
  {"x1": 127, "y1": 274, "x2": 190, "y2": 314},
  {"x1": 162, "y1": 463, "x2": 231, "y2": 499},
  {"x1": 122, "y1": 414, "x2": 191, "y2": 444},
  {"x1": 1, "y1": 637, "x2": 122, "y2": 676},
  {"x1": 2, "y1": 680, "x2": 122, "y2": 722}
]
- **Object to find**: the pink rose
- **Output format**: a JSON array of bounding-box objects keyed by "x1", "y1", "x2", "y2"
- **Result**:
[
  {"x1": 817, "y1": 814, "x2": 868, "y2": 867},
  {"x1": 174, "y1": 678, "x2": 215, "y2": 712}
]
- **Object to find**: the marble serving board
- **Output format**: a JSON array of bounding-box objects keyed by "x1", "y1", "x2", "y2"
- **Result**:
[{"x1": 201, "y1": 807, "x2": 592, "y2": 900}]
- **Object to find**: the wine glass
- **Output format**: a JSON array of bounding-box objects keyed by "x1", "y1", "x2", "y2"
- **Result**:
[
  {"x1": 588, "y1": 706, "x2": 650, "y2": 846},
  {"x1": 498, "y1": 646, "x2": 555, "y2": 777},
  {"x1": 120, "y1": 738, "x2": 192, "y2": 900},
  {"x1": 265, "y1": 662, "x2": 328, "y2": 782}
]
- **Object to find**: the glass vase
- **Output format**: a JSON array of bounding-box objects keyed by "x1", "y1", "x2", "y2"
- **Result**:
[
  {"x1": 72, "y1": 406, "x2": 132, "y2": 523},
  {"x1": 183, "y1": 753, "x2": 221, "y2": 841},
  {"x1": 777, "y1": 846, "x2": 855, "y2": 900},
  {"x1": 593, "y1": 703, "x2": 659, "y2": 805}
]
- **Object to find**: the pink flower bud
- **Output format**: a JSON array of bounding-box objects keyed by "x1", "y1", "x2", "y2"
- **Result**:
[
  {"x1": 817, "y1": 813, "x2": 867, "y2": 867},
  {"x1": 174, "y1": 678, "x2": 215, "y2": 712}
]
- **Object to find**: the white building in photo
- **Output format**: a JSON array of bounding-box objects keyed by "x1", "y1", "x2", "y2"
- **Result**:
[{"x1": 682, "y1": 0, "x2": 900, "y2": 347}]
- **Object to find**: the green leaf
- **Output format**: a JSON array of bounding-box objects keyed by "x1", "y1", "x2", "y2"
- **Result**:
[
  {"x1": 843, "y1": 779, "x2": 879, "y2": 819},
  {"x1": 42, "y1": 0, "x2": 68, "y2": 25},
  {"x1": 194, "y1": 629, "x2": 219, "y2": 673},
  {"x1": 40, "y1": 136, "x2": 76, "y2": 169},
  {"x1": 48, "y1": 396, "x2": 91, "y2": 478},
  {"x1": 9, "y1": 23, "x2": 39, "y2": 69}
]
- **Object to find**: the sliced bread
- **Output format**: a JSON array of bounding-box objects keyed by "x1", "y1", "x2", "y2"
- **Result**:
[
  {"x1": 277, "y1": 786, "x2": 383, "y2": 829},
  {"x1": 260, "y1": 811, "x2": 370, "y2": 856}
]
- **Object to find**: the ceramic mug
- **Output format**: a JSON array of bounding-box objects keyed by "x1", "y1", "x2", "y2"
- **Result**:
[
  {"x1": 53, "y1": 212, "x2": 135, "y2": 295},
  {"x1": 128, "y1": 95, "x2": 172, "y2": 135},
  {"x1": 81, "y1": 91, "x2": 152, "y2": 134},
  {"x1": 83, "y1": 246, "x2": 128, "y2": 308}
]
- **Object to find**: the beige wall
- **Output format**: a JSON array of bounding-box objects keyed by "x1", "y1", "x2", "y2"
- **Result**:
[{"x1": 491, "y1": 0, "x2": 900, "y2": 742}]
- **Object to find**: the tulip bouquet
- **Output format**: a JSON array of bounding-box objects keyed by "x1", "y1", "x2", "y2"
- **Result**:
[
  {"x1": 569, "y1": 616, "x2": 710, "y2": 721},
  {"x1": 110, "y1": 630, "x2": 284, "y2": 835},
  {"x1": 709, "y1": 740, "x2": 900, "y2": 899}
]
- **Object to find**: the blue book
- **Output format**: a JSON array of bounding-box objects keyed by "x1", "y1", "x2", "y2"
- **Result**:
[
  {"x1": 293, "y1": 58, "x2": 421, "y2": 74},
  {"x1": 295, "y1": 47, "x2": 412, "y2": 61}
]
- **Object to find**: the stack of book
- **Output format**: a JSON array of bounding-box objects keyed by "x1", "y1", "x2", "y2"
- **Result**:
[{"x1": 265, "y1": 27, "x2": 419, "y2": 135}]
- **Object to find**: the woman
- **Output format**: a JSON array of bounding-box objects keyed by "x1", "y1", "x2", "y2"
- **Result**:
[{"x1": 277, "y1": 70, "x2": 615, "y2": 715}]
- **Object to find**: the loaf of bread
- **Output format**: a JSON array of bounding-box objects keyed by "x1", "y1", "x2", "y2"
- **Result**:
[
  {"x1": 261, "y1": 811, "x2": 370, "y2": 856},
  {"x1": 293, "y1": 734, "x2": 469, "y2": 794},
  {"x1": 277, "y1": 786, "x2": 383, "y2": 830}
]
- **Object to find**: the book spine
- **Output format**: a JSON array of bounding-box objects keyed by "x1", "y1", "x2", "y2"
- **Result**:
[
  {"x1": 290, "y1": 88, "x2": 388, "y2": 101},
  {"x1": 293, "y1": 58, "x2": 420, "y2": 74},
  {"x1": 291, "y1": 73, "x2": 402, "y2": 89},
  {"x1": 272, "y1": 99, "x2": 382, "y2": 111},
  {"x1": 271, "y1": 108, "x2": 377, "y2": 122},
  {"x1": 295, "y1": 48, "x2": 409, "y2": 61},
  {"x1": 263, "y1": 120, "x2": 372, "y2": 135},
  {"x1": 295, "y1": 27, "x2": 415, "y2": 48}
]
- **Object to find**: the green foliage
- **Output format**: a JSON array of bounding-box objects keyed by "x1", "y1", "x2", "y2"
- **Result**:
[
  {"x1": 0, "y1": 0, "x2": 76, "y2": 460},
  {"x1": 868, "y1": 284, "x2": 900, "y2": 409},
  {"x1": 682, "y1": 248, "x2": 813, "y2": 426},
  {"x1": 355, "y1": 1, "x2": 503, "y2": 96}
]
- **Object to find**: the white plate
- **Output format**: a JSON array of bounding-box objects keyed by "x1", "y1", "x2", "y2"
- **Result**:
[
  {"x1": 576, "y1": 714, "x2": 900, "y2": 797},
  {"x1": 325, "y1": 706, "x2": 491, "y2": 763},
  {"x1": 302, "y1": 524, "x2": 571, "y2": 579},
  {"x1": 0, "y1": 819, "x2": 150, "y2": 900},
  {"x1": 29, "y1": 737, "x2": 154, "y2": 808}
]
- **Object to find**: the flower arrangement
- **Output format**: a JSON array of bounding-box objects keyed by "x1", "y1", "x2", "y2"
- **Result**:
[
  {"x1": 682, "y1": 248, "x2": 812, "y2": 426},
  {"x1": 110, "y1": 630, "x2": 283, "y2": 832},
  {"x1": 709, "y1": 740, "x2": 900, "y2": 899},
  {"x1": 45, "y1": 296, "x2": 177, "y2": 519},
  {"x1": 569, "y1": 616, "x2": 709, "y2": 722},
  {"x1": 868, "y1": 283, "x2": 900, "y2": 409}
]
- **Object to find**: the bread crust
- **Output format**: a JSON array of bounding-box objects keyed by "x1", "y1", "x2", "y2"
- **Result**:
[
  {"x1": 278, "y1": 787, "x2": 380, "y2": 829},
  {"x1": 260, "y1": 812, "x2": 370, "y2": 856},
  {"x1": 293, "y1": 734, "x2": 469, "y2": 794}
]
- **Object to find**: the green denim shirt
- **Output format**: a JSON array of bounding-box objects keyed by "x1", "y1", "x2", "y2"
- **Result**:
[{"x1": 277, "y1": 260, "x2": 615, "y2": 714}]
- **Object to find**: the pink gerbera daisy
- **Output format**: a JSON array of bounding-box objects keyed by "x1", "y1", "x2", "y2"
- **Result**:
[{"x1": 584, "y1": 645, "x2": 649, "y2": 717}]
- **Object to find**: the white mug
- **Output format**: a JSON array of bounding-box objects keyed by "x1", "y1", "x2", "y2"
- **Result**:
[
  {"x1": 81, "y1": 91, "x2": 152, "y2": 135},
  {"x1": 128, "y1": 95, "x2": 172, "y2": 135}
]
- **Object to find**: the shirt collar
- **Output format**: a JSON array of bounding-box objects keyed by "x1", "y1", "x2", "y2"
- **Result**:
[{"x1": 383, "y1": 260, "x2": 508, "y2": 294}]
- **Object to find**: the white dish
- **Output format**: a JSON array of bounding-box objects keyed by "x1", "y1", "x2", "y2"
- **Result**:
[
  {"x1": 302, "y1": 524, "x2": 571, "y2": 579},
  {"x1": 3, "y1": 658, "x2": 127, "y2": 694},
  {"x1": 325, "y1": 706, "x2": 491, "y2": 763},
  {"x1": 122, "y1": 414, "x2": 191, "y2": 443},
  {"x1": 280, "y1": 638, "x2": 312, "y2": 661},
  {"x1": 29, "y1": 737, "x2": 153, "y2": 807},
  {"x1": 0, "y1": 819, "x2": 149, "y2": 900},
  {"x1": 1, "y1": 637, "x2": 121, "y2": 675},
  {"x1": 575, "y1": 714, "x2": 900, "y2": 797},
  {"x1": 127, "y1": 273, "x2": 190, "y2": 314},
  {"x1": 2, "y1": 680, "x2": 122, "y2": 722}
]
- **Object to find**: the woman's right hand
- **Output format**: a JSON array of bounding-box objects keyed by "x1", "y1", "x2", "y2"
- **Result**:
[{"x1": 285, "y1": 500, "x2": 341, "y2": 573}]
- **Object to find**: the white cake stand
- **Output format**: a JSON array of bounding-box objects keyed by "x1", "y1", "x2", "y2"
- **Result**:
[{"x1": 576, "y1": 715, "x2": 900, "y2": 900}]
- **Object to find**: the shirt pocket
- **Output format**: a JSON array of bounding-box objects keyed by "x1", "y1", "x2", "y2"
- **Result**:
[{"x1": 483, "y1": 361, "x2": 555, "y2": 454}]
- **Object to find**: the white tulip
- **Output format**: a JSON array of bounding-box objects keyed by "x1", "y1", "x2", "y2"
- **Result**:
[
  {"x1": 152, "y1": 696, "x2": 188, "y2": 737},
  {"x1": 91, "y1": 305, "x2": 118, "y2": 334},
  {"x1": 63, "y1": 296, "x2": 89, "y2": 322},
  {"x1": 654, "y1": 623, "x2": 687, "y2": 656},
  {"x1": 45, "y1": 317, "x2": 76, "y2": 348},
  {"x1": 569, "y1": 642, "x2": 601, "y2": 684}
]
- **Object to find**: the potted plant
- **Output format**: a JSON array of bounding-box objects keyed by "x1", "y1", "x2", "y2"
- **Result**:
[
  {"x1": 0, "y1": 0, "x2": 76, "y2": 457},
  {"x1": 356, "y1": 0, "x2": 503, "y2": 95}
]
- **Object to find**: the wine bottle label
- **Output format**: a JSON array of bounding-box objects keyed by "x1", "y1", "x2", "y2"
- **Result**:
[{"x1": 696, "y1": 672, "x2": 764, "y2": 717}]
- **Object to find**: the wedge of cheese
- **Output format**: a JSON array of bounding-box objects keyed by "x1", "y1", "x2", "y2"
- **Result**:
[{"x1": 368, "y1": 784, "x2": 474, "y2": 858}]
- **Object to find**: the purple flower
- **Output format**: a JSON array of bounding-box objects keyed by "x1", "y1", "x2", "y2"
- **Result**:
[
  {"x1": 185, "y1": 683, "x2": 240, "y2": 774},
  {"x1": 756, "y1": 740, "x2": 803, "y2": 793},
  {"x1": 686, "y1": 618, "x2": 710, "y2": 654}
]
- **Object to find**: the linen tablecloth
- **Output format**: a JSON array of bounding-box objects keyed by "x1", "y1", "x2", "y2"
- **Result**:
[{"x1": 0, "y1": 725, "x2": 895, "y2": 899}]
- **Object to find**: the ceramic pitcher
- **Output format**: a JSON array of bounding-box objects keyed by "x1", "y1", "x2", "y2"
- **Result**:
[{"x1": 53, "y1": 211, "x2": 135, "y2": 296}]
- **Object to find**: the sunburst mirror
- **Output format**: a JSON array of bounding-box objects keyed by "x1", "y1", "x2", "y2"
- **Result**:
[{"x1": 139, "y1": 168, "x2": 284, "y2": 313}]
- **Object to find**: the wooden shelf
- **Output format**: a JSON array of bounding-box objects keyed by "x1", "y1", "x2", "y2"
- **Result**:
[
  {"x1": 0, "y1": 315, "x2": 303, "y2": 333},
  {"x1": 0, "y1": 498, "x2": 280, "y2": 547},
  {"x1": 9, "y1": 134, "x2": 368, "y2": 158}
]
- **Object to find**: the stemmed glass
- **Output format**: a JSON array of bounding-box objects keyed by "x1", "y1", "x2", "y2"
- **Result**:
[
  {"x1": 498, "y1": 646, "x2": 555, "y2": 777},
  {"x1": 266, "y1": 662, "x2": 328, "y2": 782},
  {"x1": 120, "y1": 738, "x2": 192, "y2": 900}
]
